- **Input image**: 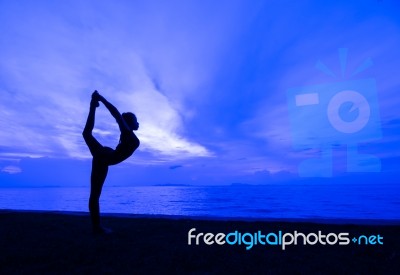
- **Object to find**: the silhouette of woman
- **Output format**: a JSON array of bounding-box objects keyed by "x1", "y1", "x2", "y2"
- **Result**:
[{"x1": 83, "y1": 91, "x2": 140, "y2": 234}]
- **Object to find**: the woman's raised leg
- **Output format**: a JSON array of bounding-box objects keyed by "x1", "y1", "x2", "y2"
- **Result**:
[{"x1": 82, "y1": 98, "x2": 103, "y2": 157}]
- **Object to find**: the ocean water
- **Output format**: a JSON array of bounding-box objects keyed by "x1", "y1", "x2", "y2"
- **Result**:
[{"x1": 0, "y1": 184, "x2": 399, "y2": 221}]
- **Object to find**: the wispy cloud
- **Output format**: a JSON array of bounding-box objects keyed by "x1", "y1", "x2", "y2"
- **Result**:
[
  {"x1": 0, "y1": 0, "x2": 239, "y2": 162},
  {"x1": 0, "y1": 0, "x2": 399, "y2": 185},
  {"x1": 1, "y1": 165, "x2": 22, "y2": 175}
]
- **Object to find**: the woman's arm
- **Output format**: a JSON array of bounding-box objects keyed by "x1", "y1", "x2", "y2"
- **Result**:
[{"x1": 93, "y1": 91, "x2": 130, "y2": 132}]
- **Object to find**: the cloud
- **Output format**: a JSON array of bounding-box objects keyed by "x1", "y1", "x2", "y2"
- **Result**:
[
  {"x1": 0, "y1": 1, "x2": 227, "y2": 162},
  {"x1": 1, "y1": 165, "x2": 22, "y2": 174},
  {"x1": 0, "y1": 0, "x2": 399, "y2": 187},
  {"x1": 237, "y1": 14, "x2": 400, "y2": 173},
  {"x1": 104, "y1": 54, "x2": 212, "y2": 158}
]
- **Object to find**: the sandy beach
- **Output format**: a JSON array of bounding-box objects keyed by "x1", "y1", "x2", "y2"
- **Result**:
[{"x1": 0, "y1": 210, "x2": 399, "y2": 274}]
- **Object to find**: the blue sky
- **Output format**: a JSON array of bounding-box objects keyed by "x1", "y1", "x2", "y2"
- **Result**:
[{"x1": 0, "y1": 0, "x2": 399, "y2": 186}]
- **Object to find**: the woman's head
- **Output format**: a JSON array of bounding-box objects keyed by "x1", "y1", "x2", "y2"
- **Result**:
[{"x1": 122, "y1": 112, "x2": 139, "y2": 131}]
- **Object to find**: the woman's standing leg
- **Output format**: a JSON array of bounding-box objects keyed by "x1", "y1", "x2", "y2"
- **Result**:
[
  {"x1": 83, "y1": 96, "x2": 110, "y2": 233},
  {"x1": 89, "y1": 158, "x2": 109, "y2": 233}
]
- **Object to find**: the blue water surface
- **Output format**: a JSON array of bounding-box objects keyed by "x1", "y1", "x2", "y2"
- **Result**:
[{"x1": 1, "y1": 183, "x2": 399, "y2": 221}]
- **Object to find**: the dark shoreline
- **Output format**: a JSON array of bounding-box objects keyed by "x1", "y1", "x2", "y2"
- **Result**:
[
  {"x1": 2, "y1": 209, "x2": 399, "y2": 225},
  {"x1": 1, "y1": 210, "x2": 399, "y2": 274}
]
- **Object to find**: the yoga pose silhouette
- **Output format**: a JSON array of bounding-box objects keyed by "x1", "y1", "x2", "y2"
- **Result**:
[{"x1": 83, "y1": 91, "x2": 140, "y2": 234}]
